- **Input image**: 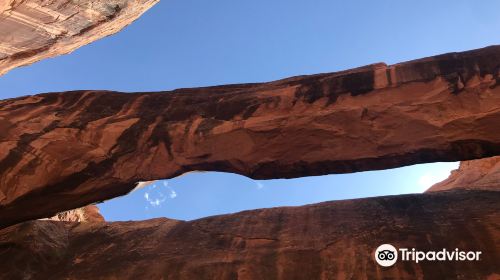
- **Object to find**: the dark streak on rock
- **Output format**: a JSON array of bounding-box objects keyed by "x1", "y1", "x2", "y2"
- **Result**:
[
  {"x1": 293, "y1": 68, "x2": 375, "y2": 106},
  {"x1": 68, "y1": 92, "x2": 130, "y2": 129},
  {"x1": 195, "y1": 119, "x2": 224, "y2": 136},
  {"x1": 385, "y1": 68, "x2": 392, "y2": 85},
  {"x1": 0, "y1": 120, "x2": 60, "y2": 176},
  {"x1": 242, "y1": 104, "x2": 260, "y2": 120}
]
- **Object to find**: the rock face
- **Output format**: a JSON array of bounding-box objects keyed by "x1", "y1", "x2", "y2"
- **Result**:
[
  {"x1": 427, "y1": 156, "x2": 500, "y2": 192},
  {"x1": 0, "y1": 190, "x2": 498, "y2": 280},
  {"x1": 43, "y1": 205, "x2": 104, "y2": 223},
  {"x1": 1, "y1": 46, "x2": 500, "y2": 228},
  {"x1": 0, "y1": 0, "x2": 158, "y2": 76}
]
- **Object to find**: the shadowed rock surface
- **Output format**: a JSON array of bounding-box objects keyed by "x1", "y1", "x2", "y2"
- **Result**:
[
  {"x1": 1, "y1": 46, "x2": 500, "y2": 228},
  {"x1": 0, "y1": 0, "x2": 158, "y2": 76},
  {"x1": 0, "y1": 190, "x2": 498, "y2": 280},
  {"x1": 427, "y1": 156, "x2": 500, "y2": 192}
]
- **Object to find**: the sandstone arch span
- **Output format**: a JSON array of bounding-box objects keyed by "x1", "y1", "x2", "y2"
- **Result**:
[{"x1": 1, "y1": 46, "x2": 499, "y2": 228}]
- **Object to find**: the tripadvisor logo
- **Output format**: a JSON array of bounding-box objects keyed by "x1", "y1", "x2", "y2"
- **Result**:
[
  {"x1": 375, "y1": 244, "x2": 398, "y2": 267},
  {"x1": 374, "y1": 244, "x2": 482, "y2": 267}
]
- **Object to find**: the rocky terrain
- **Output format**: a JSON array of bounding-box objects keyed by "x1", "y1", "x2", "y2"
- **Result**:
[
  {"x1": 1, "y1": 0, "x2": 498, "y2": 278},
  {"x1": 43, "y1": 205, "x2": 104, "y2": 223},
  {"x1": 0, "y1": 190, "x2": 498, "y2": 280},
  {"x1": 0, "y1": 0, "x2": 158, "y2": 76},
  {"x1": 1, "y1": 46, "x2": 500, "y2": 228},
  {"x1": 427, "y1": 156, "x2": 500, "y2": 192}
]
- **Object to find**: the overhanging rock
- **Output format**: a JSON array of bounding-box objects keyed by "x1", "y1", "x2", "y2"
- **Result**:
[
  {"x1": 0, "y1": 46, "x2": 499, "y2": 227},
  {"x1": 0, "y1": 0, "x2": 158, "y2": 76}
]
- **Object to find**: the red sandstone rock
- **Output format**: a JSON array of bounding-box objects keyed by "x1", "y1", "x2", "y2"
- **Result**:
[
  {"x1": 0, "y1": 190, "x2": 498, "y2": 279},
  {"x1": 43, "y1": 205, "x2": 104, "y2": 223},
  {"x1": 0, "y1": 0, "x2": 158, "y2": 76},
  {"x1": 427, "y1": 156, "x2": 500, "y2": 192},
  {"x1": 1, "y1": 46, "x2": 500, "y2": 228}
]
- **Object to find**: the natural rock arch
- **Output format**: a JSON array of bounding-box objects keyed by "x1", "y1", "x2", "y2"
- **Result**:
[{"x1": 1, "y1": 46, "x2": 499, "y2": 228}]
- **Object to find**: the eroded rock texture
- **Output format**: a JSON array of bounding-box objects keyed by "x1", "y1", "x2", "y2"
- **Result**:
[
  {"x1": 427, "y1": 156, "x2": 500, "y2": 192},
  {"x1": 1, "y1": 46, "x2": 500, "y2": 228},
  {"x1": 0, "y1": 190, "x2": 498, "y2": 280},
  {"x1": 0, "y1": 0, "x2": 158, "y2": 76},
  {"x1": 43, "y1": 205, "x2": 104, "y2": 223}
]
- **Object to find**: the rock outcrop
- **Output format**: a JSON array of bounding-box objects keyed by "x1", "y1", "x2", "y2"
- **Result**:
[
  {"x1": 43, "y1": 205, "x2": 104, "y2": 223},
  {"x1": 1, "y1": 46, "x2": 500, "y2": 228},
  {"x1": 427, "y1": 156, "x2": 500, "y2": 192},
  {"x1": 0, "y1": 0, "x2": 158, "y2": 76},
  {"x1": 0, "y1": 190, "x2": 498, "y2": 280}
]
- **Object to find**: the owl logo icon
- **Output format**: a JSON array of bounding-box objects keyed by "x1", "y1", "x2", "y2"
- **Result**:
[{"x1": 375, "y1": 244, "x2": 398, "y2": 267}]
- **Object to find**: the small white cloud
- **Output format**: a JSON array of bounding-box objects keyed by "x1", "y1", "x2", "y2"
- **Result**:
[
  {"x1": 143, "y1": 189, "x2": 166, "y2": 207},
  {"x1": 256, "y1": 182, "x2": 264, "y2": 189},
  {"x1": 169, "y1": 190, "x2": 177, "y2": 199},
  {"x1": 143, "y1": 181, "x2": 176, "y2": 206}
]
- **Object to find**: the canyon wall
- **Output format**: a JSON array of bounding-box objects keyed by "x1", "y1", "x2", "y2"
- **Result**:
[
  {"x1": 0, "y1": 3, "x2": 498, "y2": 278},
  {"x1": 0, "y1": 0, "x2": 158, "y2": 76},
  {"x1": 1, "y1": 46, "x2": 500, "y2": 228},
  {"x1": 0, "y1": 190, "x2": 498, "y2": 280}
]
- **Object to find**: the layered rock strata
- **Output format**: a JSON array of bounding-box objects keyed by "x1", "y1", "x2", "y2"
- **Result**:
[
  {"x1": 1, "y1": 46, "x2": 500, "y2": 228},
  {"x1": 0, "y1": 190, "x2": 498, "y2": 280},
  {"x1": 0, "y1": 0, "x2": 158, "y2": 76}
]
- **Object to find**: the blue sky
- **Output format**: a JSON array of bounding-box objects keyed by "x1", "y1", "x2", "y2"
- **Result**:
[
  {"x1": 99, "y1": 164, "x2": 457, "y2": 221},
  {"x1": 2, "y1": 0, "x2": 499, "y2": 220}
]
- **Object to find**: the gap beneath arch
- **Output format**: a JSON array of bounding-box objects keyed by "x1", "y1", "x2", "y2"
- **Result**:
[{"x1": 98, "y1": 161, "x2": 458, "y2": 221}]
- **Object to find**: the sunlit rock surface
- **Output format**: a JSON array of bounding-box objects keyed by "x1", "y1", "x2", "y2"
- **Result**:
[
  {"x1": 0, "y1": 0, "x2": 158, "y2": 76},
  {"x1": 1, "y1": 46, "x2": 500, "y2": 228},
  {"x1": 427, "y1": 156, "x2": 500, "y2": 192},
  {"x1": 42, "y1": 205, "x2": 104, "y2": 223},
  {"x1": 0, "y1": 190, "x2": 498, "y2": 279}
]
